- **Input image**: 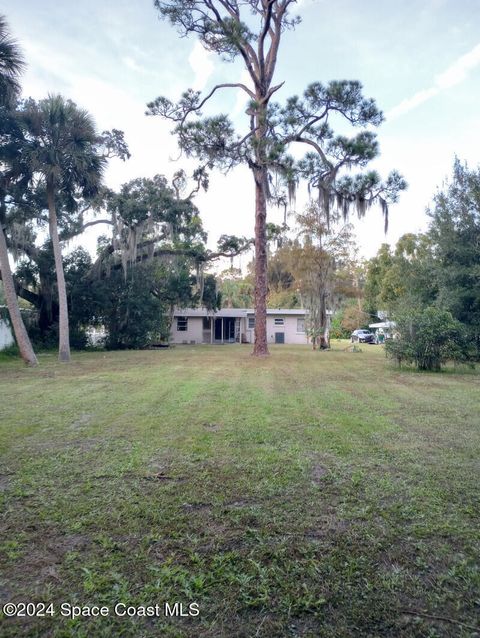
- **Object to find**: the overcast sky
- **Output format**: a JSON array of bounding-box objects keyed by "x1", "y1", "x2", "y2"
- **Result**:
[{"x1": 4, "y1": 0, "x2": 480, "y2": 266}]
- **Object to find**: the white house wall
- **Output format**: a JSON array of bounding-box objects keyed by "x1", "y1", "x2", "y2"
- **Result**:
[
  {"x1": 171, "y1": 317, "x2": 204, "y2": 344},
  {"x1": 266, "y1": 315, "x2": 308, "y2": 344},
  {"x1": 243, "y1": 315, "x2": 308, "y2": 344},
  {"x1": 0, "y1": 320, "x2": 14, "y2": 350}
]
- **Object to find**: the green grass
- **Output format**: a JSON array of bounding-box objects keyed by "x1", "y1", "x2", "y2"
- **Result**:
[{"x1": 0, "y1": 343, "x2": 479, "y2": 637}]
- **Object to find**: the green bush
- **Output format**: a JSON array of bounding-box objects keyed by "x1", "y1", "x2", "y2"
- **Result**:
[
  {"x1": 0, "y1": 343, "x2": 20, "y2": 358},
  {"x1": 385, "y1": 306, "x2": 473, "y2": 371},
  {"x1": 330, "y1": 312, "x2": 351, "y2": 339}
]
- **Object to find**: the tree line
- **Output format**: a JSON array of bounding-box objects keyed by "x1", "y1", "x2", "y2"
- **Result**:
[
  {"x1": 217, "y1": 156, "x2": 480, "y2": 369},
  {"x1": 363, "y1": 159, "x2": 480, "y2": 369},
  {"x1": 0, "y1": 15, "x2": 253, "y2": 364}
]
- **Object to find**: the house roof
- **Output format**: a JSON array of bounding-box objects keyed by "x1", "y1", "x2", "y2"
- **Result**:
[
  {"x1": 369, "y1": 321, "x2": 396, "y2": 329},
  {"x1": 245, "y1": 308, "x2": 309, "y2": 316},
  {"x1": 173, "y1": 307, "x2": 308, "y2": 317},
  {"x1": 174, "y1": 308, "x2": 248, "y2": 318}
]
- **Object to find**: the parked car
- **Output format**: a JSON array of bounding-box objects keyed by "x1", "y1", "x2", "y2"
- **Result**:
[{"x1": 351, "y1": 329, "x2": 375, "y2": 344}]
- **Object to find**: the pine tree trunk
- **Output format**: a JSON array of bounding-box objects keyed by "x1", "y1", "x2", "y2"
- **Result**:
[
  {"x1": 252, "y1": 168, "x2": 269, "y2": 356},
  {"x1": 0, "y1": 221, "x2": 38, "y2": 366},
  {"x1": 47, "y1": 182, "x2": 70, "y2": 362}
]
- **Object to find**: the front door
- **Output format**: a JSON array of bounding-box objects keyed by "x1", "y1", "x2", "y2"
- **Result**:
[{"x1": 275, "y1": 332, "x2": 285, "y2": 344}]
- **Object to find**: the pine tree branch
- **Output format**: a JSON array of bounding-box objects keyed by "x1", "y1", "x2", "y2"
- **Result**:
[
  {"x1": 196, "y1": 83, "x2": 256, "y2": 111},
  {"x1": 293, "y1": 136, "x2": 332, "y2": 169}
]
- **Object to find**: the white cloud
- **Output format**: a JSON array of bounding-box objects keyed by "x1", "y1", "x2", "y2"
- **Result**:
[
  {"x1": 188, "y1": 40, "x2": 214, "y2": 91},
  {"x1": 122, "y1": 56, "x2": 147, "y2": 75},
  {"x1": 387, "y1": 87, "x2": 439, "y2": 120},
  {"x1": 435, "y1": 42, "x2": 480, "y2": 89},
  {"x1": 387, "y1": 42, "x2": 480, "y2": 120}
]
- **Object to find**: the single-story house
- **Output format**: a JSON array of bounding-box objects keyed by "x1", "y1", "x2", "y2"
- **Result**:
[{"x1": 170, "y1": 308, "x2": 312, "y2": 345}]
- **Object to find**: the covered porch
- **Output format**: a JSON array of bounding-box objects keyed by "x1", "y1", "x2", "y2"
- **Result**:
[{"x1": 202, "y1": 316, "x2": 241, "y2": 344}]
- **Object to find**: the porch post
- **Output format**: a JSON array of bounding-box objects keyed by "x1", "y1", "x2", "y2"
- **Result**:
[
  {"x1": 211, "y1": 317, "x2": 213, "y2": 344},
  {"x1": 221, "y1": 318, "x2": 224, "y2": 343}
]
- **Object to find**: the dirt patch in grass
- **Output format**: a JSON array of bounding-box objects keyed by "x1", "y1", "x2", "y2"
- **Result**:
[
  {"x1": 202, "y1": 422, "x2": 223, "y2": 431},
  {"x1": 0, "y1": 474, "x2": 11, "y2": 492},
  {"x1": 69, "y1": 413, "x2": 93, "y2": 430},
  {"x1": 2, "y1": 533, "x2": 90, "y2": 599},
  {"x1": 182, "y1": 501, "x2": 212, "y2": 511},
  {"x1": 311, "y1": 463, "x2": 328, "y2": 482}
]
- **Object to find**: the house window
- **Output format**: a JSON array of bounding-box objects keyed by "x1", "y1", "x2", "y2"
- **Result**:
[
  {"x1": 177, "y1": 317, "x2": 188, "y2": 331},
  {"x1": 248, "y1": 317, "x2": 255, "y2": 329},
  {"x1": 297, "y1": 318, "x2": 305, "y2": 333},
  {"x1": 274, "y1": 318, "x2": 284, "y2": 326},
  {"x1": 203, "y1": 317, "x2": 211, "y2": 330}
]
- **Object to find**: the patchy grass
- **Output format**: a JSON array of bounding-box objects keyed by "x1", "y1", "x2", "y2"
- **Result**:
[{"x1": 0, "y1": 343, "x2": 479, "y2": 637}]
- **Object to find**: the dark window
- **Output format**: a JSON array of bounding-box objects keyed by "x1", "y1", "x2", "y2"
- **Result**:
[
  {"x1": 177, "y1": 317, "x2": 188, "y2": 331},
  {"x1": 203, "y1": 317, "x2": 211, "y2": 330},
  {"x1": 274, "y1": 318, "x2": 284, "y2": 325},
  {"x1": 248, "y1": 317, "x2": 255, "y2": 329}
]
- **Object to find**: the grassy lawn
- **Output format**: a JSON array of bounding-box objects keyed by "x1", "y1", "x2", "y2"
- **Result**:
[{"x1": 0, "y1": 343, "x2": 479, "y2": 637}]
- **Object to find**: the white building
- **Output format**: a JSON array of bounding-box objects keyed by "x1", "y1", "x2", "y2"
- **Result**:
[
  {"x1": 0, "y1": 318, "x2": 14, "y2": 351},
  {"x1": 170, "y1": 308, "x2": 310, "y2": 345}
]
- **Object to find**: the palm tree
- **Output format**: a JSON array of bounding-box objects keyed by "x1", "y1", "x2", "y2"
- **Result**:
[
  {"x1": 0, "y1": 15, "x2": 38, "y2": 366},
  {"x1": 0, "y1": 15, "x2": 23, "y2": 107},
  {"x1": 20, "y1": 95, "x2": 106, "y2": 361}
]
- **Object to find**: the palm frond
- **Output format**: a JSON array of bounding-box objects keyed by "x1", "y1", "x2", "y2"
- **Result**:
[{"x1": 0, "y1": 15, "x2": 25, "y2": 107}]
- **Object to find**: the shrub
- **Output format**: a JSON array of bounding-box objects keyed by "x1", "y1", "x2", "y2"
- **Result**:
[
  {"x1": 385, "y1": 306, "x2": 473, "y2": 371},
  {"x1": 330, "y1": 312, "x2": 350, "y2": 339}
]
